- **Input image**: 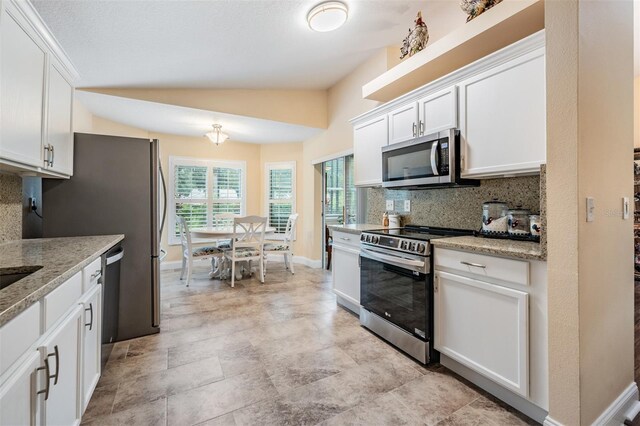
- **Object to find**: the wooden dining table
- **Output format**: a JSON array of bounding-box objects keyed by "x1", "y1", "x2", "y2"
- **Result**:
[{"x1": 190, "y1": 226, "x2": 277, "y2": 279}]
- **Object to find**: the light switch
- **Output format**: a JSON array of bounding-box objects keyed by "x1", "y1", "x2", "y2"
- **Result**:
[
  {"x1": 623, "y1": 197, "x2": 630, "y2": 219},
  {"x1": 586, "y1": 197, "x2": 595, "y2": 222},
  {"x1": 386, "y1": 200, "x2": 394, "y2": 211},
  {"x1": 404, "y1": 200, "x2": 411, "y2": 212}
]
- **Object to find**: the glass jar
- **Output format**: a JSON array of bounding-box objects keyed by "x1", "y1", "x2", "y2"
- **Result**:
[
  {"x1": 529, "y1": 214, "x2": 542, "y2": 237},
  {"x1": 507, "y1": 207, "x2": 531, "y2": 236},
  {"x1": 482, "y1": 199, "x2": 509, "y2": 235}
]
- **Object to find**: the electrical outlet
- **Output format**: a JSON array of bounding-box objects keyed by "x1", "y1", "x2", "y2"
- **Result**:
[
  {"x1": 623, "y1": 197, "x2": 630, "y2": 219},
  {"x1": 404, "y1": 200, "x2": 411, "y2": 212},
  {"x1": 586, "y1": 197, "x2": 595, "y2": 222},
  {"x1": 386, "y1": 200, "x2": 394, "y2": 211}
]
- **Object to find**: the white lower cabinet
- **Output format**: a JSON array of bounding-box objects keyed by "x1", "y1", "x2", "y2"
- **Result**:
[
  {"x1": 79, "y1": 284, "x2": 102, "y2": 412},
  {"x1": 331, "y1": 231, "x2": 361, "y2": 313},
  {"x1": 434, "y1": 270, "x2": 529, "y2": 397},
  {"x1": 0, "y1": 351, "x2": 42, "y2": 426},
  {"x1": 39, "y1": 306, "x2": 83, "y2": 426}
]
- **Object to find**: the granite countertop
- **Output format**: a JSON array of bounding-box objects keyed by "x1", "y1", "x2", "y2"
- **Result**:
[
  {"x1": 0, "y1": 235, "x2": 124, "y2": 327},
  {"x1": 327, "y1": 224, "x2": 387, "y2": 235},
  {"x1": 431, "y1": 236, "x2": 546, "y2": 261}
]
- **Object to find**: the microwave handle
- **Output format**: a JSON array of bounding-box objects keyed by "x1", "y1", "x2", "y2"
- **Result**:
[{"x1": 430, "y1": 141, "x2": 439, "y2": 176}]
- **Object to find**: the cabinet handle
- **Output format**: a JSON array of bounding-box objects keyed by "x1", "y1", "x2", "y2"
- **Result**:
[
  {"x1": 50, "y1": 144, "x2": 55, "y2": 166},
  {"x1": 36, "y1": 358, "x2": 51, "y2": 400},
  {"x1": 91, "y1": 270, "x2": 102, "y2": 282},
  {"x1": 46, "y1": 345, "x2": 60, "y2": 385},
  {"x1": 419, "y1": 121, "x2": 424, "y2": 135},
  {"x1": 434, "y1": 274, "x2": 439, "y2": 292},
  {"x1": 44, "y1": 145, "x2": 51, "y2": 167},
  {"x1": 85, "y1": 303, "x2": 94, "y2": 330},
  {"x1": 339, "y1": 237, "x2": 351, "y2": 241},
  {"x1": 460, "y1": 261, "x2": 486, "y2": 269},
  {"x1": 412, "y1": 123, "x2": 417, "y2": 137}
]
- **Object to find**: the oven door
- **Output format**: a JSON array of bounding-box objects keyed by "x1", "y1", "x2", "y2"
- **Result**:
[
  {"x1": 360, "y1": 248, "x2": 430, "y2": 340},
  {"x1": 382, "y1": 137, "x2": 440, "y2": 188}
]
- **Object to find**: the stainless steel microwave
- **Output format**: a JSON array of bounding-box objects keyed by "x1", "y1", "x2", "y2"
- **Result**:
[{"x1": 381, "y1": 129, "x2": 479, "y2": 189}]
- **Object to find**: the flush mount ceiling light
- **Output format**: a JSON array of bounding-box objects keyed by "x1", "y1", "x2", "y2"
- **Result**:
[
  {"x1": 205, "y1": 124, "x2": 228, "y2": 146},
  {"x1": 307, "y1": 1, "x2": 348, "y2": 32}
]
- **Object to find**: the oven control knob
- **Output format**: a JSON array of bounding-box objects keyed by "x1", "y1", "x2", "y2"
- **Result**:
[
  {"x1": 360, "y1": 234, "x2": 366, "y2": 242},
  {"x1": 400, "y1": 240, "x2": 408, "y2": 250},
  {"x1": 372, "y1": 235, "x2": 379, "y2": 244},
  {"x1": 410, "y1": 242, "x2": 417, "y2": 252},
  {"x1": 417, "y1": 243, "x2": 426, "y2": 253}
]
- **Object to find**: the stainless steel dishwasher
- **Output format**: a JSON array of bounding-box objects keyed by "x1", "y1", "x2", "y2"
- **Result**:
[{"x1": 101, "y1": 244, "x2": 124, "y2": 368}]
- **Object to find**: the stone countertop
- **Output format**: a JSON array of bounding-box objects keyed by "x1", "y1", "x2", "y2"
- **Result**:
[
  {"x1": 431, "y1": 236, "x2": 546, "y2": 261},
  {"x1": 327, "y1": 224, "x2": 387, "y2": 235},
  {"x1": 0, "y1": 235, "x2": 124, "y2": 327}
]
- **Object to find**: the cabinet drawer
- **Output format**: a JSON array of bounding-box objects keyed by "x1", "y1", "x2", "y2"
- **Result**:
[
  {"x1": 331, "y1": 231, "x2": 361, "y2": 249},
  {"x1": 0, "y1": 302, "x2": 40, "y2": 377},
  {"x1": 435, "y1": 248, "x2": 529, "y2": 286},
  {"x1": 82, "y1": 257, "x2": 102, "y2": 293},
  {"x1": 44, "y1": 271, "x2": 82, "y2": 330}
]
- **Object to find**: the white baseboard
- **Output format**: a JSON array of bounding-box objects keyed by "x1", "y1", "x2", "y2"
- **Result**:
[
  {"x1": 542, "y1": 382, "x2": 640, "y2": 426},
  {"x1": 542, "y1": 416, "x2": 563, "y2": 426},
  {"x1": 591, "y1": 382, "x2": 639, "y2": 426},
  {"x1": 160, "y1": 255, "x2": 322, "y2": 271}
]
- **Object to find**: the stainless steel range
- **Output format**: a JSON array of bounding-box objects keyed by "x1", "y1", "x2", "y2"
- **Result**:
[{"x1": 359, "y1": 225, "x2": 475, "y2": 364}]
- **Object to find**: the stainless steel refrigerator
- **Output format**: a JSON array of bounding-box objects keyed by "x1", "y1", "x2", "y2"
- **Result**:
[{"x1": 42, "y1": 133, "x2": 166, "y2": 340}]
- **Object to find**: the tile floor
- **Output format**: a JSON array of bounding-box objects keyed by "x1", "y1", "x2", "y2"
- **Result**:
[{"x1": 82, "y1": 262, "x2": 538, "y2": 426}]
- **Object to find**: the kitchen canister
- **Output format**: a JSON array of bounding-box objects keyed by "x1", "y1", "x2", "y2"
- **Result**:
[
  {"x1": 481, "y1": 199, "x2": 509, "y2": 235},
  {"x1": 529, "y1": 214, "x2": 542, "y2": 238},
  {"x1": 507, "y1": 207, "x2": 531, "y2": 236},
  {"x1": 388, "y1": 214, "x2": 401, "y2": 228}
]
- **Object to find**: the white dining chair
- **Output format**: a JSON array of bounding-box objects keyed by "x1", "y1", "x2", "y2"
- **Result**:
[
  {"x1": 224, "y1": 216, "x2": 267, "y2": 287},
  {"x1": 177, "y1": 216, "x2": 224, "y2": 287},
  {"x1": 263, "y1": 213, "x2": 298, "y2": 275}
]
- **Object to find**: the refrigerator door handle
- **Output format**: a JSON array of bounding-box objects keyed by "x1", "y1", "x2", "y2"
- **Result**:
[{"x1": 159, "y1": 162, "x2": 167, "y2": 238}]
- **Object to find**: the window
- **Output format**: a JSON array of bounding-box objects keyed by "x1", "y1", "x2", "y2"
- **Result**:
[
  {"x1": 169, "y1": 157, "x2": 246, "y2": 244},
  {"x1": 265, "y1": 162, "x2": 296, "y2": 234}
]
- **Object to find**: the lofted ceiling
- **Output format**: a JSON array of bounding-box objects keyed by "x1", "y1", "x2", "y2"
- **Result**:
[
  {"x1": 32, "y1": 0, "x2": 466, "y2": 89},
  {"x1": 75, "y1": 91, "x2": 322, "y2": 143}
]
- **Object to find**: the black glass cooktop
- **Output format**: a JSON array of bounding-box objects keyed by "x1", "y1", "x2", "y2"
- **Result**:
[{"x1": 365, "y1": 225, "x2": 476, "y2": 241}]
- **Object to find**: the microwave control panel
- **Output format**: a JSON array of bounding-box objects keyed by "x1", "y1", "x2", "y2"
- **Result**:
[{"x1": 439, "y1": 140, "x2": 450, "y2": 174}]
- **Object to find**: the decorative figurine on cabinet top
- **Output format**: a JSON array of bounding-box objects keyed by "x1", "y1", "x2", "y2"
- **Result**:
[
  {"x1": 399, "y1": 11, "x2": 429, "y2": 60},
  {"x1": 460, "y1": 0, "x2": 503, "y2": 22}
]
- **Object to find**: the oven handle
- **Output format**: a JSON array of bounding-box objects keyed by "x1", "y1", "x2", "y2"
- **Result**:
[
  {"x1": 360, "y1": 248, "x2": 425, "y2": 270},
  {"x1": 430, "y1": 140, "x2": 439, "y2": 176}
]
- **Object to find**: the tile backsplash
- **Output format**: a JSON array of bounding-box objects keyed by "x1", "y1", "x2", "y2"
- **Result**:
[
  {"x1": 366, "y1": 175, "x2": 541, "y2": 231},
  {"x1": 0, "y1": 174, "x2": 22, "y2": 243}
]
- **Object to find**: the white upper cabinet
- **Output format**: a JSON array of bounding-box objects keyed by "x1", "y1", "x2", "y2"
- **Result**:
[
  {"x1": 0, "y1": 1, "x2": 47, "y2": 168},
  {"x1": 0, "y1": 0, "x2": 77, "y2": 178},
  {"x1": 387, "y1": 102, "x2": 418, "y2": 145},
  {"x1": 353, "y1": 115, "x2": 387, "y2": 186},
  {"x1": 45, "y1": 60, "x2": 74, "y2": 176},
  {"x1": 459, "y1": 47, "x2": 546, "y2": 178},
  {"x1": 417, "y1": 86, "x2": 457, "y2": 136}
]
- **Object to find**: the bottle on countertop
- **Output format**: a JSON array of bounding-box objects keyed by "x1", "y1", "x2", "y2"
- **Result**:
[{"x1": 383, "y1": 211, "x2": 389, "y2": 227}]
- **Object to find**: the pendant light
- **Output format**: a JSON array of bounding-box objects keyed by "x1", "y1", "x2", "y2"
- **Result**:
[{"x1": 205, "y1": 124, "x2": 228, "y2": 146}]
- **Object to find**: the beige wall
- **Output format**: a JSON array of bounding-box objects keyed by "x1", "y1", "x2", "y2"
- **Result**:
[
  {"x1": 80, "y1": 88, "x2": 328, "y2": 129},
  {"x1": 635, "y1": 76, "x2": 640, "y2": 148},
  {"x1": 74, "y1": 99, "x2": 150, "y2": 139},
  {"x1": 299, "y1": 49, "x2": 394, "y2": 260},
  {"x1": 546, "y1": 1, "x2": 635, "y2": 424}
]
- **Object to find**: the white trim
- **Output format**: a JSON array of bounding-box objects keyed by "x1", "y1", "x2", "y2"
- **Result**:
[
  {"x1": 168, "y1": 156, "x2": 247, "y2": 245},
  {"x1": 591, "y1": 382, "x2": 639, "y2": 426},
  {"x1": 311, "y1": 148, "x2": 354, "y2": 165},
  {"x1": 264, "y1": 161, "x2": 296, "y2": 236},
  {"x1": 542, "y1": 417, "x2": 563, "y2": 426},
  {"x1": 160, "y1": 255, "x2": 321, "y2": 271}
]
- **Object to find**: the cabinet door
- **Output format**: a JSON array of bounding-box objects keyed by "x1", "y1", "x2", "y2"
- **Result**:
[
  {"x1": 0, "y1": 3, "x2": 46, "y2": 168},
  {"x1": 417, "y1": 86, "x2": 457, "y2": 136},
  {"x1": 45, "y1": 61, "x2": 74, "y2": 176},
  {"x1": 434, "y1": 271, "x2": 529, "y2": 397},
  {"x1": 387, "y1": 102, "x2": 418, "y2": 145},
  {"x1": 459, "y1": 48, "x2": 546, "y2": 178},
  {"x1": 353, "y1": 115, "x2": 388, "y2": 186},
  {"x1": 79, "y1": 285, "x2": 101, "y2": 412},
  {"x1": 0, "y1": 351, "x2": 42, "y2": 426},
  {"x1": 39, "y1": 306, "x2": 82, "y2": 426},
  {"x1": 332, "y1": 244, "x2": 360, "y2": 310}
]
